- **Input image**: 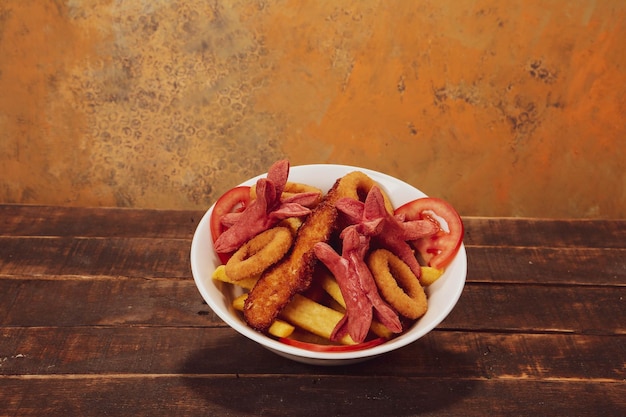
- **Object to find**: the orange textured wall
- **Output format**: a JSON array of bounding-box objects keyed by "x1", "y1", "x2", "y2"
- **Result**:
[{"x1": 1, "y1": 1, "x2": 624, "y2": 218}]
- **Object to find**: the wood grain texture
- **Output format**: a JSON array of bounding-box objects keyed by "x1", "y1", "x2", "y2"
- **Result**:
[
  {"x1": 1, "y1": 205, "x2": 625, "y2": 416},
  {"x1": 1, "y1": 378, "x2": 624, "y2": 417},
  {"x1": 1, "y1": 279, "x2": 624, "y2": 334},
  {"x1": 462, "y1": 217, "x2": 626, "y2": 248},
  {"x1": 0, "y1": 327, "x2": 623, "y2": 381},
  {"x1": 0, "y1": 205, "x2": 205, "y2": 239},
  {"x1": 4, "y1": 206, "x2": 624, "y2": 245}
]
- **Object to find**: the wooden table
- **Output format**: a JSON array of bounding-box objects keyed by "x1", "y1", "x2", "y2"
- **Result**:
[{"x1": 1, "y1": 204, "x2": 624, "y2": 416}]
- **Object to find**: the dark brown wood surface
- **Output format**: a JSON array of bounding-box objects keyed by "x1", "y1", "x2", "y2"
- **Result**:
[{"x1": 1, "y1": 204, "x2": 624, "y2": 416}]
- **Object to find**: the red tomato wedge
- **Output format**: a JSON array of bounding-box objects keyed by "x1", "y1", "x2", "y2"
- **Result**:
[
  {"x1": 394, "y1": 197, "x2": 464, "y2": 269},
  {"x1": 279, "y1": 337, "x2": 387, "y2": 352},
  {"x1": 209, "y1": 186, "x2": 251, "y2": 264}
]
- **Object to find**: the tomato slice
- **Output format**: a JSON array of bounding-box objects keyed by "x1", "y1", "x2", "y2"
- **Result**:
[
  {"x1": 394, "y1": 197, "x2": 464, "y2": 269},
  {"x1": 209, "y1": 186, "x2": 251, "y2": 263},
  {"x1": 278, "y1": 337, "x2": 387, "y2": 352}
]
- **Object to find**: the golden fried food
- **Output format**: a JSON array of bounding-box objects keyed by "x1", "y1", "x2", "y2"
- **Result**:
[
  {"x1": 232, "y1": 294, "x2": 295, "y2": 338},
  {"x1": 280, "y1": 294, "x2": 354, "y2": 345},
  {"x1": 212, "y1": 264, "x2": 259, "y2": 290},
  {"x1": 209, "y1": 160, "x2": 464, "y2": 349},
  {"x1": 334, "y1": 171, "x2": 395, "y2": 214},
  {"x1": 318, "y1": 270, "x2": 394, "y2": 339},
  {"x1": 420, "y1": 266, "x2": 444, "y2": 286},
  {"x1": 251, "y1": 181, "x2": 323, "y2": 206},
  {"x1": 215, "y1": 267, "x2": 351, "y2": 343},
  {"x1": 225, "y1": 226, "x2": 293, "y2": 281},
  {"x1": 243, "y1": 183, "x2": 341, "y2": 331},
  {"x1": 243, "y1": 171, "x2": 398, "y2": 333},
  {"x1": 367, "y1": 249, "x2": 427, "y2": 320}
]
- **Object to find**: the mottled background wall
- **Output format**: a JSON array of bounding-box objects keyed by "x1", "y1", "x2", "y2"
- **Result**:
[{"x1": 1, "y1": 0, "x2": 624, "y2": 218}]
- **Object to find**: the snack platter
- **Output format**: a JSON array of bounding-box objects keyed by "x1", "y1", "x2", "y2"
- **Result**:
[{"x1": 190, "y1": 164, "x2": 467, "y2": 364}]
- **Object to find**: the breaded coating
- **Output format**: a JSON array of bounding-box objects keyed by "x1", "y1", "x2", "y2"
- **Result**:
[
  {"x1": 243, "y1": 171, "x2": 387, "y2": 332},
  {"x1": 243, "y1": 183, "x2": 340, "y2": 331}
]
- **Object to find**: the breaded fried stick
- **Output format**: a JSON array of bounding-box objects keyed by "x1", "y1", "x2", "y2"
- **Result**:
[{"x1": 243, "y1": 171, "x2": 390, "y2": 332}]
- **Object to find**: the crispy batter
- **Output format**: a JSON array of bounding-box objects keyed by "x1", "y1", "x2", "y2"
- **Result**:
[
  {"x1": 243, "y1": 186, "x2": 338, "y2": 330},
  {"x1": 367, "y1": 249, "x2": 427, "y2": 320},
  {"x1": 243, "y1": 171, "x2": 390, "y2": 332},
  {"x1": 225, "y1": 226, "x2": 293, "y2": 281},
  {"x1": 335, "y1": 171, "x2": 395, "y2": 214},
  {"x1": 251, "y1": 181, "x2": 323, "y2": 206}
]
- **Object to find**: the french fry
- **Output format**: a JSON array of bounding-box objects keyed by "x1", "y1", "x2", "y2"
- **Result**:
[
  {"x1": 319, "y1": 272, "x2": 344, "y2": 304},
  {"x1": 280, "y1": 294, "x2": 355, "y2": 345},
  {"x1": 267, "y1": 320, "x2": 296, "y2": 339},
  {"x1": 213, "y1": 252, "x2": 400, "y2": 344},
  {"x1": 212, "y1": 265, "x2": 258, "y2": 290},
  {"x1": 208, "y1": 168, "x2": 453, "y2": 349},
  {"x1": 232, "y1": 292, "x2": 353, "y2": 344},
  {"x1": 420, "y1": 266, "x2": 444, "y2": 286},
  {"x1": 326, "y1": 297, "x2": 346, "y2": 313},
  {"x1": 232, "y1": 293, "x2": 247, "y2": 311}
]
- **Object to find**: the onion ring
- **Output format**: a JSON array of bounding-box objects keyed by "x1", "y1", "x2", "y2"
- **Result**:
[
  {"x1": 226, "y1": 226, "x2": 293, "y2": 281},
  {"x1": 283, "y1": 182, "x2": 323, "y2": 199},
  {"x1": 335, "y1": 171, "x2": 395, "y2": 214},
  {"x1": 250, "y1": 181, "x2": 323, "y2": 203},
  {"x1": 367, "y1": 248, "x2": 427, "y2": 320}
]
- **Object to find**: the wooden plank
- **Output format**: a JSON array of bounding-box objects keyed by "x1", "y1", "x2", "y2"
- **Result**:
[
  {"x1": 0, "y1": 377, "x2": 624, "y2": 417},
  {"x1": 2, "y1": 236, "x2": 625, "y2": 285},
  {"x1": 0, "y1": 278, "x2": 211, "y2": 327},
  {"x1": 1, "y1": 278, "x2": 624, "y2": 333},
  {"x1": 0, "y1": 204, "x2": 205, "y2": 239},
  {"x1": 462, "y1": 217, "x2": 626, "y2": 249},
  {"x1": 467, "y1": 246, "x2": 626, "y2": 285},
  {"x1": 2, "y1": 205, "x2": 625, "y2": 249},
  {"x1": 442, "y1": 283, "x2": 626, "y2": 334},
  {"x1": 0, "y1": 237, "x2": 192, "y2": 278},
  {"x1": 2, "y1": 208, "x2": 624, "y2": 417},
  {"x1": 0, "y1": 328, "x2": 623, "y2": 381}
]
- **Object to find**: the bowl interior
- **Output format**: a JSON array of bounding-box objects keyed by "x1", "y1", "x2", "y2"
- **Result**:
[{"x1": 190, "y1": 164, "x2": 467, "y2": 364}]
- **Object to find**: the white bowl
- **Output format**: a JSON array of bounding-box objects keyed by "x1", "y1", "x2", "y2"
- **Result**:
[{"x1": 190, "y1": 164, "x2": 467, "y2": 365}]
